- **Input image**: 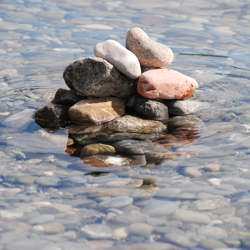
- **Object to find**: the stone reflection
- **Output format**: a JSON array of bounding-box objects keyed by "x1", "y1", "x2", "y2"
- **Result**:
[{"x1": 65, "y1": 115, "x2": 202, "y2": 168}]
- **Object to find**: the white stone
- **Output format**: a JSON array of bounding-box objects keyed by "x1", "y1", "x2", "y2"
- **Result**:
[{"x1": 94, "y1": 39, "x2": 141, "y2": 79}]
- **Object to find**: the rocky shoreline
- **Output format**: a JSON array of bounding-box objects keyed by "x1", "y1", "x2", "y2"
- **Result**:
[{"x1": 35, "y1": 27, "x2": 202, "y2": 167}]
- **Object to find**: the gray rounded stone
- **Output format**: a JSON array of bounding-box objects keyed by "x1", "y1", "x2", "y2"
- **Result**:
[{"x1": 63, "y1": 57, "x2": 135, "y2": 98}]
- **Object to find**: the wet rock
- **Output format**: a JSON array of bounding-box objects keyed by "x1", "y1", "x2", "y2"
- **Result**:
[
  {"x1": 82, "y1": 155, "x2": 131, "y2": 167},
  {"x1": 126, "y1": 27, "x2": 174, "y2": 68},
  {"x1": 34, "y1": 103, "x2": 69, "y2": 130},
  {"x1": 199, "y1": 239, "x2": 227, "y2": 249},
  {"x1": 33, "y1": 223, "x2": 65, "y2": 234},
  {"x1": 100, "y1": 196, "x2": 133, "y2": 208},
  {"x1": 113, "y1": 139, "x2": 172, "y2": 163},
  {"x1": 127, "y1": 95, "x2": 169, "y2": 122},
  {"x1": 104, "y1": 115, "x2": 167, "y2": 134},
  {"x1": 81, "y1": 224, "x2": 113, "y2": 239},
  {"x1": 95, "y1": 40, "x2": 141, "y2": 79},
  {"x1": 70, "y1": 130, "x2": 163, "y2": 146},
  {"x1": 81, "y1": 143, "x2": 116, "y2": 156},
  {"x1": 181, "y1": 166, "x2": 202, "y2": 177},
  {"x1": 128, "y1": 223, "x2": 153, "y2": 237},
  {"x1": 63, "y1": 57, "x2": 135, "y2": 98},
  {"x1": 137, "y1": 69, "x2": 198, "y2": 100},
  {"x1": 68, "y1": 98, "x2": 125, "y2": 125},
  {"x1": 174, "y1": 209, "x2": 210, "y2": 224},
  {"x1": 165, "y1": 100, "x2": 205, "y2": 116},
  {"x1": 51, "y1": 88, "x2": 81, "y2": 106}
]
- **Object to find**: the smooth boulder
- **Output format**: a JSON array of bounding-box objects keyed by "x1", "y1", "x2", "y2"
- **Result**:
[
  {"x1": 63, "y1": 58, "x2": 135, "y2": 98},
  {"x1": 94, "y1": 40, "x2": 141, "y2": 79},
  {"x1": 137, "y1": 69, "x2": 198, "y2": 100},
  {"x1": 127, "y1": 95, "x2": 169, "y2": 122},
  {"x1": 81, "y1": 143, "x2": 116, "y2": 156},
  {"x1": 126, "y1": 27, "x2": 174, "y2": 68},
  {"x1": 68, "y1": 98, "x2": 125, "y2": 125}
]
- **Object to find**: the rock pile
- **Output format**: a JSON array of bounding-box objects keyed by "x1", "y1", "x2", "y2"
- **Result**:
[{"x1": 35, "y1": 27, "x2": 201, "y2": 167}]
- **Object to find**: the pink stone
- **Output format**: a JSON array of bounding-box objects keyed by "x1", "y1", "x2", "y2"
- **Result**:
[{"x1": 137, "y1": 69, "x2": 198, "y2": 100}]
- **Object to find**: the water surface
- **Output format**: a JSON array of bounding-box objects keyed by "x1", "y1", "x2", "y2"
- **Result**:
[{"x1": 1, "y1": 0, "x2": 250, "y2": 249}]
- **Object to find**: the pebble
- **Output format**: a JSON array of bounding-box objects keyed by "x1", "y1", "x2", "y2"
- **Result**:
[
  {"x1": 100, "y1": 196, "x2": 133, "y2": 208},
  {"x1": 104, "y1": 115, "x2": 167, "y2": 134},
  {"x1": 128, "y1": 223, "x2": 153, "y2": 237},
  {"x1": 81, "y1": 143, "x2": 116, "y2": 156},
  {"x1": 0, "y1": 210, "x2": 23, "y2": 219},
  {"x1": 199, "y1": 239, "x2": 227, "y2": 249},
  {"x1": 51, "y1": 88, "x2": 81, "y2": 106},
  {"x1": 126, "y1": 27, "x2": 174, "y2": 68},
  {"x1": 2, "y1": 109, "x2": 35, "y2": 130},
  {"x1": 137, "y1": 69, "x2": 198, "y2": 100},
  {"x1": 199, "y1": 226, "x2": 228, "y2": 239},
  {"x1": 181, "y1": 166, "x2": 203, "y2": 177},
  {"x1": 35, "y1": 176, "x2": 60, "y2": 187},
  {"x1": 127, "y1": 95, "x2": 169, "y2": 122},
  {"x1": 165, "y1": 100, "x2": 204, "y2": 116},
  {"x1": 174, "y1": 209, "x2": 211, "y2": 224},
  {"x1": 95, "y1": 39, "x2": 141, "y2": 79},
  {"x1": 34, "y1": 103, "x2": 69, "y2": 130},
  {"x1": 81, "y1": 224, "x2": 113, "y2": 239},
  {"x1": 112, "y1": 227, "x2": 128, "y2": 240},
  {"x1": 203, "y1": 162, "x2": 221, "y2": 172},
  {"x1": 63, "y1": 58, "x2": 135, "y2": 98},
  {"x1": 68, "y1": 98, "x2": 125, "y2": 125},
  {"x1": 142, "y1": 200, "x2": 180, "y2": 216},
  {"x1": 33, "y1": 223, "x2": 65, "y2": 234},
  {"x1": 208, "y1": 178, "x2": 222, "y2": 186}
]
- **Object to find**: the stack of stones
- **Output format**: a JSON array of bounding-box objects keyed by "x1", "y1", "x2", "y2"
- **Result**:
[{"x1": 35, "y1": 27, "x2": 200, "y2": 167}]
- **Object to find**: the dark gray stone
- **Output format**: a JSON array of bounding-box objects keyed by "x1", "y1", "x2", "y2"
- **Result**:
[
  {"x1": 52, "y1": 88, "x2": 81, "y2": 106},
  {"x1": 63, "y1": 57, "x2": 135, "y2": 98},
  {"x1": 127, "y1": 95, "x2": 169, "y2": 122},
  {"x1": 34, "y1": 103, "x2": 69, "y2": 130}
]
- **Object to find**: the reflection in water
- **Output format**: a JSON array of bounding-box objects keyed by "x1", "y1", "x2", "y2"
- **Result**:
[{"x1": 65, "y1": 115, "x2": 201, "y2": 168}]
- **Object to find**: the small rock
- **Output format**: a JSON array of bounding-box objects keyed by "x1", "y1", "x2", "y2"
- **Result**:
[
  {"x1": 203, "y1": 163, "x2": 221, "y2": 172},
  {"x1": 128, "y1": 223, "x2": 153, "y2": 237},
  {"x1": 35, "y1": 176, "x2": 60, "y2": 187},
  {"x1": 126, "y1": 27, "x2": 174, "y2": 68},
  {"x1": 63, "y1": 57, "x2": 135, "y2": 98},
  {"x1": 82, "y1": 155, "x2": 130, "y2": 167},
  {"x1": 100, "y1": 196, "x2": 133, "y2": 208},
  {"x1": 33, "y1": 223, "x2": 65, "y2": 234},
  {"x1": 137, "y1": 69, "x2": 198, "y2": 100},
  {"x1": 81, "y1": 224, "x2": 113, "y2": 239},
  {"x1": 199, "y1": 239, "x2": 227, "y2": 250},
  {"x1": 68, "y1": 98, "x2": 125, "y2": 125},
  {"x1": 127, "y1": 95, "x2": 169, "y2": 122},
  {"x1": 104, "y1": 115, "x2": 167, "y2": 134},
  {"x1": 34, "y1": 103, "x2": 69, "y2": 130},
  {"x1": 81, "y1": 143, "x2": 116, "y2": 156},
  {"x1": 95, "y1": 39, "x2": 141, "y2": 79},
  {"x1": 141, "y1": 177, "x2": 157, "y2": 187},
  {"x1": 165, "y1": 100, "x2": 205, "y2": 116},
  {"x1": 174, "y1": 209, "x2": 210, "y2": 224},
  {"x1": 181, "y1": 166, "x2": 202, "y2": 177},
  {"x1": 51, "y1": 88, "x2": 81, "y2": 106},
  {"x1": 112, "y1": 227, "x2": 128, "y2": 240}
]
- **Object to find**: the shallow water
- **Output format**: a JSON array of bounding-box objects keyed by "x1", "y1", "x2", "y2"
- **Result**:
[{"x1": 1, "y1": 0, "x2": 250, "y2": 249}]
